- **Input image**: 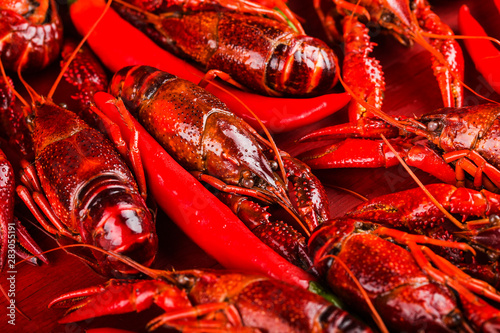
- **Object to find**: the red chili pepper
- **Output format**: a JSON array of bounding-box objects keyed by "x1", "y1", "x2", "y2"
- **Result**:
[
  {"x1": 458, "y1": 4, "x2": 500, "y2": 95},
  {"x1": 70, "y1": 0, "x2": 350, "y2": 133},
  {"x1": 93, "y1": 91, "x2": 317, "y2": 289}
]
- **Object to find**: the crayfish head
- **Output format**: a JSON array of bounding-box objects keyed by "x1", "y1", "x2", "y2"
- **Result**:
[
  {"x1": 203, "y1": 113, "x2": 288, "y2": 200},
  {"x1": 417, "y1": 110, "x2": 465, "y2": 149}
]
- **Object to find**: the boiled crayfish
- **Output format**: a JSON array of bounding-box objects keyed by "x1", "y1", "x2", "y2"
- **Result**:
[
  {"x1": 110, "y1": 0, "x2": 339, "y2": 96},
  {"x1": 50, "y1": 263, "x2": 372, "y2": 332},
  {"x1": 299, "y1": 102, "x2": 500, "y2": 192},
  {"x1": 0, "y1": 25, "x2": 159, "y2": 275},
  {"x1": 107, "y1": 64, "x2": 330, "y2": 272},
  {"x1": 346, "y1": 183, "x2": 500, "y2": 288},
  {"x1": 309, "y1": 217, "x2": 500, "y2": 332},
  {"x1": 313, "y1": 0, "x2": 463, "y2": 119}
]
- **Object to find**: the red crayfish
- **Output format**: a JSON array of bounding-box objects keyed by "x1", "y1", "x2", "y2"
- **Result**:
[
  {"x1": 345, "y1": 183, "x2": 500, "y2": 287},
  {"x1": 107, "y1": 64, "x2": 330, "y2": 272},
  {"x1": 313, "y1": 0, "x2": 464, "y2": 119},
  {"x1": 299, "y1": 102, "x2": 500, "y2": 192},
  {"x1": 0, "y1": 146, "x2": 46, "y2": 271},
  {"x1": 48, "y1": 248, "x2": 372, "y2": 332},
  {"x1": 0, "y1": 26, "x2": 158, "y2": 276},
  {"x1": 309, "y1": 216, "x2": 500, "y2": 332},
  {"x1": 110, "y1": 0, "x2": 339, "y2": 96}
]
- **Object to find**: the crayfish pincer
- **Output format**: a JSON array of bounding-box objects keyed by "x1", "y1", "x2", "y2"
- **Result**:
[
  {"x1": 0, "y1": 147, "x2": 47, "y2": 270},
  {"x1": 50, "y1": 269, "x2": 373, "y2": 332}
]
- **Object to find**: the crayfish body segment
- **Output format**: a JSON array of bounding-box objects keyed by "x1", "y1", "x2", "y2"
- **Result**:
[
  {"x1": 0, "y1": 0, "x2": 63, "y2": 72},
  {"x1": 18, "y1": 99, "x2": 158, "y2": 276},
  {"x1": 111, "y1": 66, "x2": 281, "y2": 193}
]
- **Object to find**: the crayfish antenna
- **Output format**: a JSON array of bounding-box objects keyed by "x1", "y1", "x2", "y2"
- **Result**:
[
  {"x1": 380, "y1": 134, "x2": 465, "y2": 230},
  {"x1": 47, "y1": 0, "x2": 114, "y2": 100},
  {"x1": 0, "y1": 60, "x2": 29, "y2": 109},
  {"x1": 15, "y1": 243, "x2": 173, "y2": 283}
]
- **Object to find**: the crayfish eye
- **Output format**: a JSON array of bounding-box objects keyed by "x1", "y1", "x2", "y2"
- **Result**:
[
  {"x1": 240, "y1": 170, "x2": 255, "y2": 188},
  {"x1": 241, "y1": 178, "x2": 254, "y2": 188},
  {"x1": 269, "y1": 160, "x2": 278, "y2": 171},
  {"x1": 25, "y1": 114, "x2": 35, "y2": 129},
  {"x1": 427, "y1": 120, "x2": 440, "y2": 132},
  {"x1": 489, "y1": 214, "x2": 500, "y2": 225}
]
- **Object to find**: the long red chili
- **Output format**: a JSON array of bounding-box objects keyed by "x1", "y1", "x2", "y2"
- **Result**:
[
  {"x1": 93, "y1": 91, "x2": 316, "y2": 289},
  {"x1": 70, "y1": 0, "x2": 350, "y2": 133},
  {"x1": 458, "y1": 4, "x2": 500, "y2": 95}
]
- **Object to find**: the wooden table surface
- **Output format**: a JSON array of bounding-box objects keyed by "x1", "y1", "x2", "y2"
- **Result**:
[{"x1": 1, "y1": 0, "x2": 499, "y2": 332}]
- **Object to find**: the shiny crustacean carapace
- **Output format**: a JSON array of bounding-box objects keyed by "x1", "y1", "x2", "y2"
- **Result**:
[
  {"x1": 107, "y1": 64, "x2": 330, "y2": 273},
  {"x1": 0, "y1": 0, "x2": 63, "y2": 72},
  {"x1": 109, "y1": 0, "x2": 339, "y2": 97},
  {"x1": 309, "y1": 217, "x2": 500, "y2": 332},
  {"x1": 50, "y1": 266, "x2": 373, "y2": 332},
  {"x1": 0, "y1": 9, "x2": 159, "y2": 275}
]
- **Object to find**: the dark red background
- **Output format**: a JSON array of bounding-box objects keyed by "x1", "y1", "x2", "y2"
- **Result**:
[{"x1": 1, "y1": 0, "x2": 499, "y2": 332}]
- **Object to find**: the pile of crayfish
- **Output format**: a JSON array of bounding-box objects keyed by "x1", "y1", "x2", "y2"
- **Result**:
[{"x1": 2, "y1": 0, "x2": 500, "y2": 332}]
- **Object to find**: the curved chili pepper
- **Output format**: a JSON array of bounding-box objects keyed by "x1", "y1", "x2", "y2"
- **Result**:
[
  {"x1": 458, "y1": 4, "x2": 500, "y2": 95},
  {"x1": 93, "y1": 91, "x2": 317, "y2": 289},
  {"x1": 70, "y1": 0, "x2": 350, "y2": 133}
]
